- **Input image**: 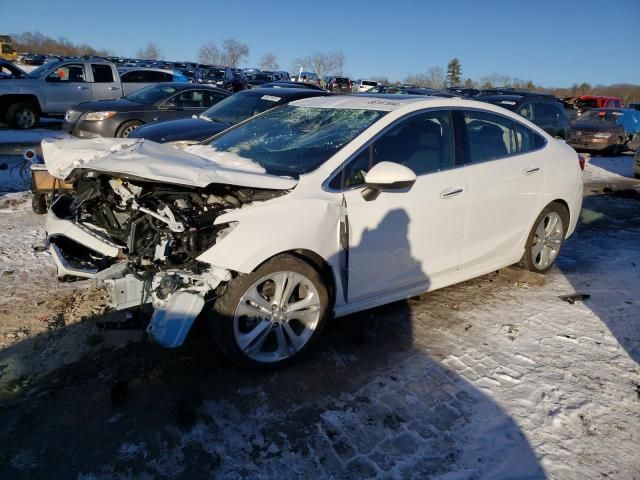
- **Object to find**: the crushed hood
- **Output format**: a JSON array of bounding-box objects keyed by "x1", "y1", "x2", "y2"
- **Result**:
[{"x1": 41, "y1": 137, "x2": 298, "y2": 190}]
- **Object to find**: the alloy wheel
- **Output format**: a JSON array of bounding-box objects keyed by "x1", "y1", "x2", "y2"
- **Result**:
[
  {"x1": 16, "y1": 108, "x2": 36, "y2": 129},
  {"x1": 233, "y1": 271, "x2": 321, "y2": 363},
  {"x1": 531, "y1": 211, "x2": 564, "y2": 270}
]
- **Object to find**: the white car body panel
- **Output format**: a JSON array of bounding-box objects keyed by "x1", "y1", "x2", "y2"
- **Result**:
[
  {"x1": 41, "y1": 95, "x2": 584, "y2": 345},
  {"x1": 41, "y1": 137, "x2": 297, "y2": 190}
]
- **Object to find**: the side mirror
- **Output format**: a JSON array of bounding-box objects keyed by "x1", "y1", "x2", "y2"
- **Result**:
[
  {"x1": 46, "y1": 74, "x2": 61, "y2": 82},
  {"x1": 361, "y1": 161, "x2": 416, "y2": 201},
  {"x1": 161, "y1": 101, "x2": 177, "y2": 110}
]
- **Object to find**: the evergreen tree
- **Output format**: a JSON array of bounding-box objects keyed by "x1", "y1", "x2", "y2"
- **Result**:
[{"x1": 446, "y1": 58, "x2": 462, "y2": 86}]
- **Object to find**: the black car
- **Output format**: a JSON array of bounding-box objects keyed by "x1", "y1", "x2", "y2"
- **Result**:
[
  {"x1": 478, "y1": 93, "x2": 571, "y2": 139},
  {"x1": 245, "y1": 71, "x2": 277, "y2": 88},
  {"x1": 325, "y1": 76, "x2": 352, "y2": 93},
  {"x1": 259, "y1": 81, "x2": 326, "y2": 91},
  {"x1": 447, "y1": 87, "x2": 479, "y2": 97},
  {"x1": 201, "y1": 66, "x2": 246, "y2": 92},
  {"x1": 63, "y1": 83, "x2": 230, "y2": 138},
  {"x1": 22, "y1": 54, "x2": 46, "y2": 65},
  {"x1": 129, "y1": 87, "x2": 331, "y2": 144}
]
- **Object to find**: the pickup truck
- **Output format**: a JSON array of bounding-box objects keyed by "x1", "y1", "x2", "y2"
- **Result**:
[{"x1": 0, "y1": 59, "x2": 171, "y2": 129}]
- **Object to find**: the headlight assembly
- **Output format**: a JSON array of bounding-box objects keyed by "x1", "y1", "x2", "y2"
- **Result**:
[{"x1": 84, "y1": 111, "x2": 117, "y2": 121}]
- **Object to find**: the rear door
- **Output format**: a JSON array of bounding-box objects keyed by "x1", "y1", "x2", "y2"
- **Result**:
[
  {"x1": 122, "y1": 70, "x2": 170, "y2": 96},
  {"x1": 460, "y1": 110, "x2": 546, "y2": 269},
  {"x1": 89, "y1": 64, "x2": 121, "y2": 100},
  {"x1": 340, "y1": 109, "x2": 468, "y2": 302},
  {"x1": 44, "y1": 63, "x2": 92, "y2": 114}
]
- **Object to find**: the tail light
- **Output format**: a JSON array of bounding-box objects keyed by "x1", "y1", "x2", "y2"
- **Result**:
[{"x1": 578, "y1": 154, "x2": 586, "y2": 171}]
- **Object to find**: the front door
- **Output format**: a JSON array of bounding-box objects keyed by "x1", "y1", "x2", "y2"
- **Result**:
[
  {"x1": 44, "y1": 63, "x2": 92, "y2": 114},
  {"x1": 341, "y1": 109, "x2": 468, "y2": 303}
]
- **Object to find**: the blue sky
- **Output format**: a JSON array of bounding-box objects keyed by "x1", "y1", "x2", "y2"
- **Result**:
[{"x1": 1, "y1": 0, "x2": 638, "y2": 86}]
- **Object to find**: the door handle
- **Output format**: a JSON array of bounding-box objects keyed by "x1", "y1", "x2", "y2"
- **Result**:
[
  {"x1": 77, "y1": 85, "x2": 90, "y2": 90},
  {"x1": 108, "y1": 86, "x2": 119, "y2": 90},
  {"x1": 440, "y1": 187, "x2": 464, "y2": 199},
  {"x1": 523, "y1": 167, "x2": 540, "y2": 175}
]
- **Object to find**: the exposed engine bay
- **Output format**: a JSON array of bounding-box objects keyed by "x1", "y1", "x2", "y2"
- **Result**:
[{"x1": 47, "y1": 170, "x2": 288, "y2": 347}]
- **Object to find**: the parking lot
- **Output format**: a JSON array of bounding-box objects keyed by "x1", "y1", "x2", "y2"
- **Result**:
[{"x1": 0, "y1": 123, "x2": 639, "y2": 478}]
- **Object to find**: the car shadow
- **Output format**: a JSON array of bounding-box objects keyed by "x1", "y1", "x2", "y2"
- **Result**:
[
  {"x1": 0, "y1": 207, "x2": 545, "y2": 478},
  {"x1": 556, "y1": 190, "x2": 640, "y2": 364}
]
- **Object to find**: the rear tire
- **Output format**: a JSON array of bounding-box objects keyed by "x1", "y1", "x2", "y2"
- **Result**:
[
  {"x1": 6, "y1": 102, "x2": 40, "y2": 130},
  {"x1": 209, "y1": 254, "x2": 329, "y2": 369},
  {"x1": 116, "y1": 120, "x2": 143, "y2": 138},
  {"x1": 518, "y1": 202, "x2": 569, "y2": 274}
]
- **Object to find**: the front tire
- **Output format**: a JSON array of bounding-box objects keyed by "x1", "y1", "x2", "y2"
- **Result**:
[
  {"x1": 518, "y1": 203, "x2": 569, "y2": 274},
  {"x1": 6, "y1": 102, "x2": 40, "y2": 129},
  {"x1": 116, "y1": 120, "x2": 143, "y2": 138},
  {"x1": 209, "y1": 254, "x2": 329, "y2": 368}
]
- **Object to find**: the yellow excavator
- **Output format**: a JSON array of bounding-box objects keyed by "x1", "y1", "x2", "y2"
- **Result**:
[{"x1": 0, "y1": 35, "x2": 19, "y2": 62}]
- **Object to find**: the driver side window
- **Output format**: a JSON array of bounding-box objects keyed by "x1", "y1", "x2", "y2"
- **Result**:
[
  {"x1": 51, "y1": 64, "x2": 86, "y2": 82},
  {"x1": 337, "y1": 110, "x2": 454, "y2": 189}
]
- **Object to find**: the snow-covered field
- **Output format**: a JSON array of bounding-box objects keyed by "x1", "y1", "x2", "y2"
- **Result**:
[{"x1": 0, "y1": 137, "x2": 638, "y2": 478}]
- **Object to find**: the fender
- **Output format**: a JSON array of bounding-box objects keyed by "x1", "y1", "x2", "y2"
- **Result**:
[{"x1": 197, "y1": 195, "x2": 343, "y2": 282}]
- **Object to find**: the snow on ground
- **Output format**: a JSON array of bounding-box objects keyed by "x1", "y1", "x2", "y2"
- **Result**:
[{"x1": 0, "y1": 128, "x2": 69, "y2": 145}]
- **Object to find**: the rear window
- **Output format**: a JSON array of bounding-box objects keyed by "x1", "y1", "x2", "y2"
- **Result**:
[
  {"x1": 91, "y1": 64, "x2": 114, "y2": 83},
  {"x1": 362, "y1": 81, "x2": 377, "y2": 87}
]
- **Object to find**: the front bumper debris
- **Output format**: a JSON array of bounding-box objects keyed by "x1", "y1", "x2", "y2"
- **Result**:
[{"x1": 45, "y1": 197, "x2": 231, "y2": 348}]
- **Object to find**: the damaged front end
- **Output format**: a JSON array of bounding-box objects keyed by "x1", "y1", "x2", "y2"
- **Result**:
[{"x1": 46, "y1": 171, "x2": 286, "y2": 347}]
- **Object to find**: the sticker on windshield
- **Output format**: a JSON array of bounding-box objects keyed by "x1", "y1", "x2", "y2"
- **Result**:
[
  {"x1": 500, "y1": 101, "x2": 517, "y2": 106},
  {"x1": 261, "y1": 95, "x2": 281, "y2": 102}
]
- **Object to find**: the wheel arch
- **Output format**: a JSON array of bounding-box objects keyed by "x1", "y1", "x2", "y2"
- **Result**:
[
  {"x1": 0, "y1": 94, "x2": 43, "y2": 114},
  {"x1": 252, "y1": 248, "x2": 338, "y2": 311}
]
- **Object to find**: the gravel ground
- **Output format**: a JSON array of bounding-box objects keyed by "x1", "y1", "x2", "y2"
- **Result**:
[{"x1": 0, "y1": 150, "x2": 638, "y2": 479}]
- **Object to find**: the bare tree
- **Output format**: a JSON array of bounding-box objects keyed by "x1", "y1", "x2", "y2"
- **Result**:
[
  {"x1": 136, "y1": 42, "x2": 162, "y2": 60},
  {"x1": 259, "y1": 52, "x2": 279, "y2": 71},
  {"x1": 221, "y1": 38, "x2": 249, "y2": 68},
  {"x1": 292, "y1": 50, "x2": 346, "y2": 79},
  {"x1": 198, "y1": 42, "x2": 223, "y2": 65},
  {"x1": 425, "y1": 67, "x2": 446, "y2": 89},
  {"x1": 403, "y1": 67, "x2": 446, "y2": 89}
]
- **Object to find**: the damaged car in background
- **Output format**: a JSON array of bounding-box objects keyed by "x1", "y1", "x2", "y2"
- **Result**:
[{"x1": 41, "y1": 95, "x2": 583, "y2": 367}]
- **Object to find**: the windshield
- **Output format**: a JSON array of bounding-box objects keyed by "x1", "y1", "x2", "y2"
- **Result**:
[
  {"x1": 126, "y1": 84, "x2": 178, "y2": 104},
  {"x1": 202, "y1": 92, "x2": 284, "y2": 124},
  {"x1": 486, "y1": 98, "x2": 518, "y2": 111},
  {"x1": 27, "y1": 61, "x2": 59, "y2": 78},
  {"x1": 205, "y1": 105, "x2": 385, "y2": 176},
  {"x1": 206, "y1": 69, "x2": 226, "y2": 80},
  {"x1": 248, "y1": 73, "x2": 274, "y2": 82},
  {"x1": 577, "y1": 110, "x2": 622, "y2": 124}
]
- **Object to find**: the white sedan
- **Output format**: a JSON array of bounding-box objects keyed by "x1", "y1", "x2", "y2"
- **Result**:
[{"x1": 42, "y1": 95, "x2": 583, "y2": 367}]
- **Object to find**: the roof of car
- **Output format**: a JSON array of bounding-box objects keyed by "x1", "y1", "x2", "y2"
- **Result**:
[
  {"x1": 147, "y1": 82, "x2": 229, "y2": 93},
  {"x1": 237, "y1": 87, "x2": 330, "y2": 98},
  {"x1": 291, "y1": 94, "x2": 447, "y2": 111}
]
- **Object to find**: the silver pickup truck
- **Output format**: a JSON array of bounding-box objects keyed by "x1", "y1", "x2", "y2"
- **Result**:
[{"x1": 0, "y1": 59, "x2": 182, "y2": 129}]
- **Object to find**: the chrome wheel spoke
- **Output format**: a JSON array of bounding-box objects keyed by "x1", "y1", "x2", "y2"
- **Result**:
[
  {"x1": 532, "y1": 239, "x2": 544, "y2": 258},
  {"x1": 243, "y1": 287, "x2": 272, "y2": 314},
  {"x1": 238, "y1": 321, "x2": 271, "y2": 353},
  {"x1": 288, "y1": 308, "x2": 318, "y2": 325},
  {"x1": 282, "y1": 322, "x2": 306, "y2": 351},
  {"x1": 287, "y1": 293, "x2": 318, "y2": 313},
  {"x1": 274, "y1": 325, "x2": 290, "y2": 357}
]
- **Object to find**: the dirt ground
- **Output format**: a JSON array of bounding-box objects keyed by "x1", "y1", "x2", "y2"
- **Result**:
[{"x1": 0, "y1": 156, "x2": 639, "y2": 479}]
